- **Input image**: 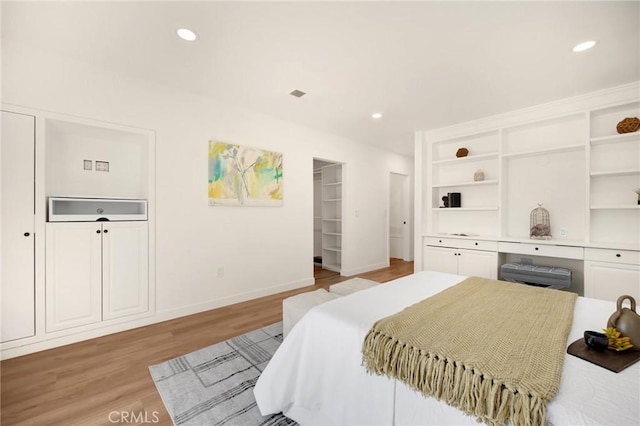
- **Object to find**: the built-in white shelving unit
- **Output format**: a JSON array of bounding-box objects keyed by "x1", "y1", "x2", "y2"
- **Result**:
[
  {"x1": 321, "y1": 163, "x2": 343, "y2": 273},
  {"x1": 415, "y1": 83, "x2": 640, "y2": 301}
]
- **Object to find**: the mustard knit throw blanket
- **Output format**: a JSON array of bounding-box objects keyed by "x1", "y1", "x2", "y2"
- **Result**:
[{"x1": 362, "y1": 277, "x2": 577, "y2": 426}]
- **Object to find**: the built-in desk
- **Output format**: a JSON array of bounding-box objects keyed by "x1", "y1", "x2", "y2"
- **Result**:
[{"x1": 423, "y1": 235, "x2": 640, "y2": 302}]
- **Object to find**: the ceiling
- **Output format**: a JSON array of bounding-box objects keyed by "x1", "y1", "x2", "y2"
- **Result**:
[{"x1": 2, "y1": 1, "x2": 639, "y2": 156}]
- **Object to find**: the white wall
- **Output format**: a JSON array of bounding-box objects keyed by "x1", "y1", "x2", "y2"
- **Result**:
[{"x1": 2, "y1": 40, "x2": 413, "y2": 320}]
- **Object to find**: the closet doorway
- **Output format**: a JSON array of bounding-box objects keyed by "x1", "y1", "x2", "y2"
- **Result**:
[{"x1": 313, "y1": 159, "x2": 343, "y2": 274}]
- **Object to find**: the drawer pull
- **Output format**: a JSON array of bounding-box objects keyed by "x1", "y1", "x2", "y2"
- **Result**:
[
  {"x1": 475, "y1": 242, "x2": 478, "y2": 246},
  {"x1": 616, "y1": 253, "x2": 621, "y2": 258},
  {"x1": 535, "y1": 247, "x2": 539, "y2": 251},
  {"x1": 439, "y1": 240, "x2": 442, "y2": 243}
]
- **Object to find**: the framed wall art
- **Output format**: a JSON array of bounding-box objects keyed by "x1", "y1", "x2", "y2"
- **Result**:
[{"x1": 208, "y1": 141, "x2": 283, "y2": 206}]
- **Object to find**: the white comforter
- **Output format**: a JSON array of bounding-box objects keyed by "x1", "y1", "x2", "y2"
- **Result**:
[{"x1": 254, "y1": 271, "x2": 640, "y2": 425}]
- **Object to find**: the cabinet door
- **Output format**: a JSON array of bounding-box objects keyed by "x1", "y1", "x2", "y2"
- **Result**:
[
  {"x1": 45, "y1": 223, "x2": 102, "y2": 332},
  {"x1": 584, "y1": 261, "x2": 640, "y2": 302},
  {"x1": 423, "y1": 246, "x2": 458, "y2": 274},
  {"x1": 457, "y1": 249, "x2": 498, "y2": 280},
  {"x1": 102, "y1": 222, "x2": 149, "y2": 320},
  {"x1": 1, "y1": 111, "x2": 35, "y2": 343}
]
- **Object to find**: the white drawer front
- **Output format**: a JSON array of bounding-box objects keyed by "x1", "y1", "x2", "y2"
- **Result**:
[
  {"x1": 424, "y1": 237, "x2": 460, "y2": 248},
  {"x1": 498, "y1": 242, "x2": 584, "y2": 260},
  {"x1": 456, "y1": 239, "x2": 498, "y2": 251},
  {"x1": 585, "y1": 248, "x2": 640, "y2": 265},
  {"x1": 424, "y1": 237, "x2": 497, "y2": 251}
]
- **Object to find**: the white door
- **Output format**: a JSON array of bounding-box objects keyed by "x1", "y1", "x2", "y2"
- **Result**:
[
  {"x1": 457, "y1": 249, "x2": 498, "y2": 280},
  {"x1": 389, "y1": 173, "x2": 411, "y2": 261},
  {"x1": 102, "y1": 222, "x2": 149, "y2": 320},
  {"x1": 45, "y1": 223, "x2": 102, "y2": 332},
  {"x1": 423, "y1": 246, "x2": 458, "y2": 275},
  {"x1": 584, "y1": 261, "x2": 640, "y2": 302},
  {"x1": 1, "y1": 111, "x2": 35, "y2": 343}
]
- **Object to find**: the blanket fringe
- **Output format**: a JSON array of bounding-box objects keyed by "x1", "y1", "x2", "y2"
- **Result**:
[{"x1": 362, "y1": 329, "x2": 548, "y2": 426}]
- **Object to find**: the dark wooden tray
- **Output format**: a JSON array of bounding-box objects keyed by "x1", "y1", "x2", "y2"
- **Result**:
[{"x1": 567, "y1": 338, "x2": 640, "y2": 373}]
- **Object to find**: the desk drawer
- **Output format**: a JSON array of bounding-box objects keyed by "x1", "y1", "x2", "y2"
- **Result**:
[
  {"x1": 498, "y1": 242, "x2": 584, "y2": 260},
  {"x1": 424, "y1": 237, "x2": 497, "y2": 251},
  {"x1": 585, "y1": 248, "x2": 640, "y2": 265}
]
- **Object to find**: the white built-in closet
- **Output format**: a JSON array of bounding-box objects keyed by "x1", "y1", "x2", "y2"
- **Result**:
[{"x1": 313, "y1": 159, "x2": 343, "y2": 273}]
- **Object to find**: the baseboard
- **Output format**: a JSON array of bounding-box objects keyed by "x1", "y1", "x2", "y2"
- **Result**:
[
  {"x1": 0, "y1": 277, "x2": 313, "y2": 360},
  {"x1": 341, "y1": 261, "x2": 389, "y2": 277},
  {"x1": 152, "y1": 277, "x2": 314, "y2": 324}
]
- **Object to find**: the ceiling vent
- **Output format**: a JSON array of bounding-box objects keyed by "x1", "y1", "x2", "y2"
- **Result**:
[{"x1": 289, "y1": 89, "x2": 306, "y2": 98}]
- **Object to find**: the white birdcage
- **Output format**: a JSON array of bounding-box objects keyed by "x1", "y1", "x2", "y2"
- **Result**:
[{"x1": 530, "y1": 203, "x2": 551, "y2": 239}]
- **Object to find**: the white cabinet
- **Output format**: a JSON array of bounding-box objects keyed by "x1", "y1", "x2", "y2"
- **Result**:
[
  {"x1": 102, "y1": 222, "x2": 149, "y2": 320},
  {"x1": 422, "y1": 238, "x2": 498, "y2": 279},
  {"x1": 321, "y1": 163, "x2": 343, "y2": 272},
  {"x1": 1, "y1": 111, "x2": 35, "y2": 343},
  {"x1": 584, "y1": 248, "x2": 640, "y2": 302},
  {"x1": 45, "y1": 223, "x2": 102, "y2": 332},
  {"x1": 46, "y1": 222, "x2": 148, "y2": 332}
]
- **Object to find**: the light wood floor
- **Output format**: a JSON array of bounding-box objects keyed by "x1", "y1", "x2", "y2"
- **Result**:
[{"x1": 0, "y1": 259, "x2": 413, "y2": 426}]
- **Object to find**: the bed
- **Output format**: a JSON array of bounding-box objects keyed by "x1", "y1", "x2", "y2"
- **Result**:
[{"x1": 254, "y1": 271, "x2": 640, "y2": 425}]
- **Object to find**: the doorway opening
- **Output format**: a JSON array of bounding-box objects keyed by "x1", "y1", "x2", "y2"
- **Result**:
[{"x1": 313, "y1": 158, "x2": 343, "y2": 274}]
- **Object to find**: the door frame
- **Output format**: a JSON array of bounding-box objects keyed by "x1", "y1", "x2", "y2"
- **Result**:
[{"x1": 388, "y1": 172, "x2": 412, "y2": 262}]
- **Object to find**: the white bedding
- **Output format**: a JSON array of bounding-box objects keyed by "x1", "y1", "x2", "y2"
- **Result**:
[{"x1": 254, "y1": 271, "x2": 640, "y2": 425}]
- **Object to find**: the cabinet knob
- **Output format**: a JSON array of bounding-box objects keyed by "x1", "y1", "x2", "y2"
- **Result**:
[
  {"x1": 24, "y1": 232, "x2": 30, "y2": 237},
  {"x1": 103, "y1": 229, "x2": 109, "y2": 234},
  {"x1": 474, "y1": 242, "x2": 478, "y2": 246},
  {"x1": 616, "y1": 253, "x2": 621, "y2": 258},
  {"x1": 439, "y1": 240, "x2": 442, "y2": 243},
  {"x1": 96, "y1": 230, "x2": 101, "y2": 234},
  {"x1": 534, "y1": 247, "x2": 539, "y2": 251}
]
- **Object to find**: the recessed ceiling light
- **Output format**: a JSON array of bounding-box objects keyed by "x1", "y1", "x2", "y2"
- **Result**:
[
  {"x1": 372, "y1": 113, "x2": 383, "y2": 119},
  {"x1": 177, "y1": 28, "x2": 198, "y2": 41},
  {"x1": 572, "y1": 40, "x2": 597, "y2": 53}
]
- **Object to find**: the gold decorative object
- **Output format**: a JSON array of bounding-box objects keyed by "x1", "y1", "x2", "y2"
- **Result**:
[
  {"x1": 603, "y1": 327, "x2": 634, "y2": 351},
  {"x1": 530, "y1": 203, "x2": 551, "y2": 239},
  {"x1": 455, "y1": 147, "x2": 469, "y2": 158},
  {"x1": 616, "y1": 117, "x2": 640, "y2": 134}
]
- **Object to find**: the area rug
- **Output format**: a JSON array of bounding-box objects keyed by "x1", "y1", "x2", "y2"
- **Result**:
[{"x1": 149, "y1": 322, "x2": 297, "y2": 426}]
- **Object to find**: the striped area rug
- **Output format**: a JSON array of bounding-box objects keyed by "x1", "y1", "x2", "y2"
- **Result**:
[{"x1": 149, "y1": 322, "x2": 297, "y2": 426}]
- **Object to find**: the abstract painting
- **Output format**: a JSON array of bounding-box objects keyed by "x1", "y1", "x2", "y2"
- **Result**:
[{"x1": 208, "y1": 141, "x2": 283, "y2": 206}]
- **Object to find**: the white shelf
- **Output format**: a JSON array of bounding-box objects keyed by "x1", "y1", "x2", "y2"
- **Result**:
[
  {"x1": 432, "y1": 179, "x2": 498, "y2": 188},
  {"x1": 590, "y1": 205, "x2": 640, "y2": 210},
  {"x1": 502, "y1": 144, "x2": 584, "y2": 159},
  {"x1": 590, "y1": 169, "x2": 640, "y2": 177},
  {"x1": 323, "y1": 247, "x2": 342, "y2": 252},
  {"x1": 432, "y1": 207, "x2": 499, "y2": 211},
  {"x1": 322, "y1": 263, "x2": 342, "y2": 272},
  {"x1": 321, "y1": 163, "x2": 343, "y2": 274},
  {"x1": 432, "y1": 153, "x2": 498, "y2": 166},
  {"x1": 590, "y1": 132, "x2": 640, "y2": 146}
]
